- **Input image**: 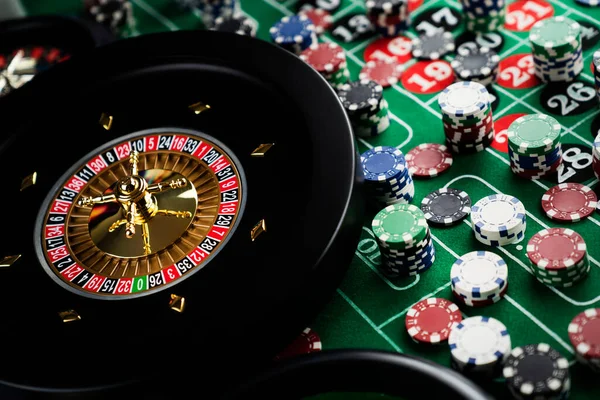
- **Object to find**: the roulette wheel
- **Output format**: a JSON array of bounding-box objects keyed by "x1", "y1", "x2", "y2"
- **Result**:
[
  {"x1": 0, "y1": 30, "x2": 363, "y2": 397},
  {"x1": 0, "y1": 14, "x2": 114, "y2": 97}
]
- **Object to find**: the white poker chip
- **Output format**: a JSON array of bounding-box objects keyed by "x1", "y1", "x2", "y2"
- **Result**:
[
  {"x1": 470, "y1": 194, "x2": 526, "y2": 238},
  {"x1": 437, "y1": 81, "x2": 490, "y2": 118},
  {"x1": 449, "y1": 316, "x2": 512, "y2": 368},
  {"x1": 450, "y1": 251, "x2": 508, "y2": 299}
]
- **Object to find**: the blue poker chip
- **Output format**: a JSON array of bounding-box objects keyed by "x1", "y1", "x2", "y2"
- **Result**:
[
  {"x1": 269, "y1": 15, "x2": 315, "y2": 46},
  {"x1": 360, "y1": 146, "x2": 406, "y2": 182}
]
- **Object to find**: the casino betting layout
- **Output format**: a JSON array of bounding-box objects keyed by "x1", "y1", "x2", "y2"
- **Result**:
[{"x1": 2, "y1": 0, "x2": 600, "y2": 399}]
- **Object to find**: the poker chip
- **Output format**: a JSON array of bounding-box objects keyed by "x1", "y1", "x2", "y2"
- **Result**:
[
  {"x1": 438, "y1": 81, "x2": 489, "y2": 118},
  {"x1": 568, "y1": 308, "x2": 600, "y2": 373},
  {"x1": 448, "y1": 316, "x2": 511, "y2": 378},
  {"x1": 451, "y1": 47, "x2": 500, "y2": 87},
  {"x1": 405, "y1": 298, "x2": 462, "y2": 344},
  {"x1": 300, "y1": 42, "x2": 345, "y2": 73},
  {"x1": 411, "y1": 31, "x2": 455, "y2": 60},
  {"x1": 273, "y1": 327, "x2": 322, "y2": 360},
  {"x1": 371, "y1": 203, "x2": 435, "y2": 277},
  {"x1": 270, "y1": 15, "x2": 317, "y2": 54},
  {"x1": 576, "y1": 0, "x2": 600, "y2": 5},
  {"x1": 458, "y1": 0, "x2": 506, "y2": 33},
  {"x1": 526, "y1": 228, "x2": 587, "y2": 270},
  {"x1": 470, "y1": 194, "x2": 527, "y2": 247},
  {"x1": 503, "y1": 343, "x2": 571, "y2": 399},
  {"x1": 529, "y1": 16, "x2": 584, "y2": 83},
  {"x1": 420, "y1": 188, "x2": 471, "y2": 226},
  {"x1": 299, "y1": 7, "x2": 333, "y2": 35},
  {"x1": 84, "y1": 0, "x2": 133, "y2": 33},
  {"x1": 338, "y1": 80, "x2": 390, "y2": 137},
  {"x1": 541, "y1": 183, "x2": 597, "y2": 222},
  {"x1": 337, "y1": 79, "x2": 383, "y2": 114},
  {"x1": 195, "y1": 0, "x2": 237, "y2": 28},
  {"x1": 450, "y1": 251, "x2": 508, "y2": 302},
  {"x1": 526, "y1": 227, "x2": 590, "y2": 287},
  {"x1": 365, "y1": 0, "x2": 411, "y2": 38},
  {"x1": 211, "y1": 15, "x2": 256, "y2": 36},
  {"x1": 359, "y1": 59, "x2": 404, "y2": 87},
  {"x1": 405, "y1": 143, "x2": 453, "y2": 178},
  {"x1": 360, "y1": 145, "x2": 414, "y2": 206}
]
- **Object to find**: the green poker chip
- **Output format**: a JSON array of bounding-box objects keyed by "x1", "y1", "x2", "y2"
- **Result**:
[
  {"x1": 371, "y1": 204, "x2": 428, "y2": 248},
  {"x1": 529, "y1": 16, "x2": 581, "y2": 57},
  {"x1": 507, "y1": 114, "x2": 561, "y2": 155}
]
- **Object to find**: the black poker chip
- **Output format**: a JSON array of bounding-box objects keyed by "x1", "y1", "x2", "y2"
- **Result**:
[
  {"x1": 455, "y1": 31, "x2": 505, "y2": 56},
  {"x1": 297, "y1": 0, "x2": 341, "y2": 13},
  {"x1": 543, "y1": 144, "x2": 596, "y2": 184},
  {"x1": 331, "y1": 13, "x2": 376, "y2": 43},
  {"x1": 211, "y1": 15, "x2": 256, "y2": 36},
  {"x1": 540, "y1": 80, "x2": 598, "y2": 117},
  {"x1": 591, "y1": 113, "x2": 600, "y2": 139},
  {"x1": 451, "y1": 48, "x2": 500, "y2": 80},
  {"x1": 413, "y1": 6, "x2": 462, "y2": 35},
  {"x1": 577, "y1": 20, "x2": 600, "y2": 50},
  {"x1": 503, "y1": 344, "x2": 570, "y2": 399},
  {"x1": 411, "y1": 31, "x2": 455, "y2": 60},
  {"x1": 337, "y1": 80, "x2": 383, "y2": 115},
  {"x1": 420, "y1": 188, "x2": 471, "y2": 226}
]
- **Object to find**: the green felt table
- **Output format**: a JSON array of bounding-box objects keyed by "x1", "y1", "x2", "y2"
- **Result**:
[{"x1": 20, "y1": 0, "x2": 600, "y2": 398}]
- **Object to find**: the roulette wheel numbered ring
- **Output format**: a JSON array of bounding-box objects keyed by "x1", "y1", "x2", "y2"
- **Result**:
[{"x1": 0, "y1": 30, "x2": 364, "y2": 397}]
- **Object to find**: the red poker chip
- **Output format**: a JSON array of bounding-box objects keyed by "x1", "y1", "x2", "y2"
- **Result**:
[
  {"x1": 299, "y1": 42, "x2": 346, "y2": 74},
  {"x1": 405, "y1": 143, "x2": 453, "y2": 178},
  {"x1": 569, "y1": 308, "x2": 600, "y2": 360},
  {"x1": 526, "y1": 228, "x2": 587, "y2": 271},
  {"x1": 405, "y1": 297, "x2": 462, "y2": 344},
  {"x1": 541, "y1": 183, "x2": 598, "y2": 222},
  {"x1": 299, "y1": 7, "x2": 333, "y2": 35},
  {"x1": 273, "y1": 327, "x2": 322, "y2": 361},
  {"x1": 359, "y1": 59, "x2": 404, "y2": 87}
]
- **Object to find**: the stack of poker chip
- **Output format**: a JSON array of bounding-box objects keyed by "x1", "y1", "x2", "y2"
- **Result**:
[
  {"x1": 529, "y1": 16, "x2": 583, "y2": 83},
  {"x1": 507, "y1": 114, "x2": 562, "y2": 179},
  {"x1": 270, "y1": 15, "x2": 317, "y2": 55},
  {"x1": 438, "y1": 81, "x2": 494, "y2": 154},
  {"x1": 450, "y1": 251, "x2": 508, "y2": 307},
  {"x1": 405, "y1": 298, "x2": 462, "y2": 345},
  {"x1": 360, "y1": 146, "x2": 415, "y2": 206},
  {"x1": 83, "y1": 0, "x2": 134, "y2": 33},
  {"x1": 300, "y1": 43, "x2": 350, "y2": 89},
  {"x1": 503, "y1": 344, "x2": 571, "y2": 400},
  {"x1": 459, "y1": 0, "x2": 506, "y2": 33},
  {"x1": 448, "y1": 316, "x2": 511, "y2": 379},
  {"x1": 470, "y1": 194, "x2": 526, "y2": 247},
  {"x1": 593, "y1": 132, "x2": 600, "y2": 180},
  {"x1": 196, "y1": 0, "x2": 238, "y2": 28},
  {"x1": 526, "y1": 228, "x2": 590, "y2": 288},
  {"x1": 371, "y1": 204, "x2": 436, "y2": 277},
  {"x1": 452, "y1": 47, "x2": 500, "y2": 87},
  {"x1": 365, "y1": 0, "x2": 410, "y2": 37},
  {"x1": 337, "y1": 79, "x2": 390, "y2": 138},
  {"x1": 210, "y1": 15, "x2": 256, "y2": 36},
  {"x1": 568, "y1": 308, "x2": 600, "y2": 374}
]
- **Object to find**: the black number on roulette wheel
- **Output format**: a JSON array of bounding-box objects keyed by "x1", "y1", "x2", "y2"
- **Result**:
[{"x1": 0, "y1": 30, "x2": 363, "y2": 398}]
